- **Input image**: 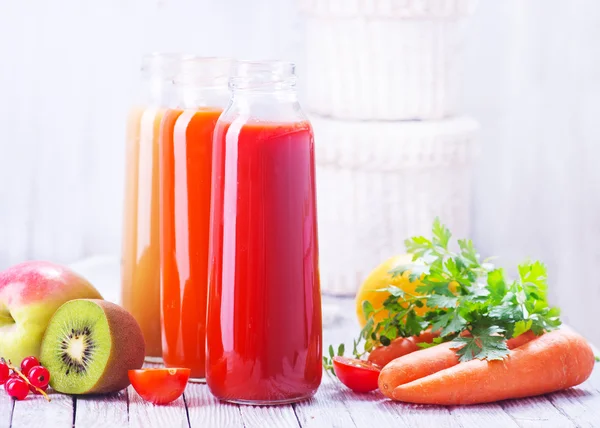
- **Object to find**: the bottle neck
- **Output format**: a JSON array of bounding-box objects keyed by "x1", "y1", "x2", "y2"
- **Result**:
[
  {"x1": 140, "y1": 77, "x2": 176, "y2": 106},
  {"x1": 231, "y1": 86, "x2": 298, "y2": 101},
  {"x1": 223, "y1": 60, "x2": 305, "y2": 123},
  {"x1": 229, "y1": 60, "x2": 296, "y2": 93},
  {"x1": 176, "y1": 86, "x2": 230, "y2": 109},
  {"x1": 139, "y1": 52, "x2": 187, "y2": 106},
  {"x1": 225, "y1": 89, "x2": 303, "y2": 124}
]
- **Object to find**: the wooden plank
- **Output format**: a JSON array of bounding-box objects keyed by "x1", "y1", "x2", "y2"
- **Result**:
[
  {"x1": 0, "y1": 394, "x2": 13, "y2": 428},
  {"x1": 128, "y1": 384, "x2": 189, "y2": 428},
  {"x1": 391, "y1": 403, "x2": 458, "y2": 428},
  {"x1": 341, "y1": 395, "x2": 412, "y2": 428},
  {"x1": 185, "y1": 383, "x2": 244, "y2": 428},
  {"x1": 320, "y1": 373, "x2": 412, "y2": 428},
  {"x1": 583, "y1": 359, "x2": 600, "y2": 390},
  {"x1": 10, "y1": 392, "x2": 73, "y2": 428},
  {"x1": 450, "y1": 403, "x2": 520, "y2": 428},
  {"x1": 293, "y1": 373, "x2": 357, "y2": 428},
  {"x1": 500, "y1": 396, "x2": 576, "y2": 428},
  {"x1": 239, "y1": 404, "x2": 300, "y2": 428},
  {"x1": 75, "y1": 390, "x2": 128, "y2": 428},
  {"x1": 545, "y1": 379, "x2": 600, "y2": 428}
]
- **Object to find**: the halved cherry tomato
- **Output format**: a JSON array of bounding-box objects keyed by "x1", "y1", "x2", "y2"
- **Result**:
[
  {"x1": 332, "y1": 356, "x2": 381, "y2": 393},
  {"x1": 128, "y1": 368, "x2": 191, "y2": 405}
]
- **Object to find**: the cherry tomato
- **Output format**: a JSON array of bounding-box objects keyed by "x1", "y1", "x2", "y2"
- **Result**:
[
  {"x1": 128, "y1": 368, "x2": 191, "y2": 405},
  {"x1": 332, "y1": 356, "x2": 381, "y2": 393}
]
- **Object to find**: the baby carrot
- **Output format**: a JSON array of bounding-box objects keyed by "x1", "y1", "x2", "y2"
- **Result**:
[
  {"x1": 368, "y1": 329, "x2": 439, "y2": 368},
  {"x1": 391, "y1": 329, "x2": 594, "y2": 405},
  {"x1": 379, "y1": 330, "x2": 537, "y2": 398}
]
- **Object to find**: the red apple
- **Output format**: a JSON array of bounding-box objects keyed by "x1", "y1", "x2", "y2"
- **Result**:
[{"x1": 0, "y1": 261, "x2": 102, "y2": 363}]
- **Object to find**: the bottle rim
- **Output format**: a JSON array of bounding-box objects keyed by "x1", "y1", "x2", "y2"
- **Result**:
[
  {"x1": 177, "y1": 56, "x2": 233, "y2": 88},
  {"x1": 140, "y1": 53, "x2": 233, "y2": 89},
  {"x1": 140, "y1": 52, "x2": 194, "y2": 80},
  {"x1": 230, "y1": 60, "x2": 297, "y2": 90}
]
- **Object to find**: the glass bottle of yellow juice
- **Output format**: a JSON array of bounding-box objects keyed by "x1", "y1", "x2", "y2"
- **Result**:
[{"x1": 121, "y1": 53, "x2": 186, "y2": 360}]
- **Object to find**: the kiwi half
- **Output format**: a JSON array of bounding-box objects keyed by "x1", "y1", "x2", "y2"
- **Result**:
[{"x1": 40, "y1": 299, "x2": 145, "y2": 395}]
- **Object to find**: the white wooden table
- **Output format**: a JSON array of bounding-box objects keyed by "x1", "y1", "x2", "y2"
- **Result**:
[{"x1": 1, "y1": 258, "x2": 598, "y2": 428}]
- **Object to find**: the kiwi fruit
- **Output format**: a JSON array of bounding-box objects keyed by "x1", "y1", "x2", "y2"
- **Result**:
[{"x1": 40, "y1": 299, "x2": 145, "y2": 394}]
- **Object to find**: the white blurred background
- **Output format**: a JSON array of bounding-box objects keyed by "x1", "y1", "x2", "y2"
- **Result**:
[{"x1": 0, "y1": 1, "x2": 598, "y2": 342}]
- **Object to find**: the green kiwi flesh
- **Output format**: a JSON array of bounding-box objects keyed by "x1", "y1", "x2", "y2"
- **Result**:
[{"x1": 40, "y1": 299, "x2": 145, "y2": 394}]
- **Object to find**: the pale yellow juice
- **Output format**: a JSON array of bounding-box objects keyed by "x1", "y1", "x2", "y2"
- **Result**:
[{"x1": 121, "y1": 106, "x2": 165, "y2": 358}]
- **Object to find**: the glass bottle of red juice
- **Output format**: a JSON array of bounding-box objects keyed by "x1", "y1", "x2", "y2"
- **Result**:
[{"x1": 206, "y1": 61, "x2": 322, "y2": 405}]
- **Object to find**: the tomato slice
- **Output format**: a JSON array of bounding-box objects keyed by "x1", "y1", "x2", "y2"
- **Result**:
[
  {"x1": 332, "y1": 356, "x2": 381, "y2": 393},
  {"x1": 128, "y1": 368, "x2": 191, "y2": 405}
]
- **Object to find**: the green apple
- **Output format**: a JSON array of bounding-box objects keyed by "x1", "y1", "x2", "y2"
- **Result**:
[{"x1": 0, "y1": 261, "x2": 102, "y2": 364}]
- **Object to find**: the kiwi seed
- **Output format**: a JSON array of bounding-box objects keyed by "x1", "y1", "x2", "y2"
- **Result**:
[{"x1": 59, "y1": 326, "x2": 96, "y2": 375}]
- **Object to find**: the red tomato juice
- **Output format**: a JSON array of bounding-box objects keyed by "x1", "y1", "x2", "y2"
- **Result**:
[{"x1": 207, "y1": 120, "x2": 323, "y2": 403}]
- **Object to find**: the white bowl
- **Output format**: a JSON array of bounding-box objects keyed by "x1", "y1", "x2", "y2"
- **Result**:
[{"x1": 312, "y1": 115, "x2": 479, "y2": 295}]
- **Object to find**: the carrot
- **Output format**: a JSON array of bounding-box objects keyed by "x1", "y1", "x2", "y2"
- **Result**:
[
  {"x1": 390, "y1": 329, "x2": 595, "y2": 405},
  {"x1": 368, "y1": 329, "x2": 440, "y2": 367},
  {"x1": 505, "y1": 329, "x2": 538, "y2": 349},
  {"x1": 378, "y1": 330, "x2": 537, "y2": 398}
]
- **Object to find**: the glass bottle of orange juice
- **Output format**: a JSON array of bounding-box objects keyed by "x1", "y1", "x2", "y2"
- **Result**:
[
  {"x1": 159, "y1": 57, "x2": 231, "y2": 380},
  {"x1": 121, "y1": 53, "x2": 185, "y2": 360}
]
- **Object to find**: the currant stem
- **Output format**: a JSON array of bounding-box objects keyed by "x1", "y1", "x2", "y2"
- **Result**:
[{"x1": 6, "y1": 362, "x2": 51, "y2": 402}]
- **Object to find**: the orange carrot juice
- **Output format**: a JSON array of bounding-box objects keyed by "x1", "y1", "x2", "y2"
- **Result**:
[{"x1": 160, "y1": 107, "x2": 223, "y2": 379}]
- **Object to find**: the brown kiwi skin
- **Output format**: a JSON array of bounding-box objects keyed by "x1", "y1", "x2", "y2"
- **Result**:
[{"x1": 80, "y1": 299, "x2": 146, "y2": 394}]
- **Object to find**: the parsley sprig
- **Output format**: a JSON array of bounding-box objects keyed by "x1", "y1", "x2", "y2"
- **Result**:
[{"x1": 323, "y1": 218, "x2": 562, "y2": 375}]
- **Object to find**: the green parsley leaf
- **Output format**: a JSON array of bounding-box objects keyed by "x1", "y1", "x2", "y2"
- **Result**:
[
  {"x1": 389, "y1": 264, "x2": 430, "y2": 281},
  {"x1": 404, "y1": 236, "x2": 434, "y2": 259},
  {"x1": 416, "y1": 278, "x2": 455, "y2": 296},
  {"x1": 430, "y1": 309, "x2": 467, "y2": 336},
  {"x1": 458, "y1": 239, "x2": 479, "y2": 266},
  {"x1": 427, "y1": 294, "x2": 459, "y2": 309},
  {"x1": 519, "y1": 261, "x2": 547, "y2": 292},
  {"x1": 381, "y1": 323, "x2": 398, "y2": 341},
  {"x1": 432, "y1": 217, "x2": 452, "y2": 249},
  {"x1": 405, "y1": 309, "x2": 424, "y2": 336},
  {"x1": 452, "y1": 326, "x2": 509, "y2": 361},
  {"x1": 513, "y1": 319, "x2": 533, "y2": 337},
  {"x1": 378, "y1": 285, "x2": 405, "y2": 298},
  {"x1": 487, "y1": 269, "x2": 507, "y2": 303},
  {"x1": 452, "y1": 334, "x2": 508, "y2": 362},
  {"x1": 441, "y1": 311, "x2": 468, "y2": 336},
  {"x1": 417, "y1": 337, "x2": 445, "y2": 349},
  {"x1": 362, "y1": 300, "x2": 374, "y2": 319}
]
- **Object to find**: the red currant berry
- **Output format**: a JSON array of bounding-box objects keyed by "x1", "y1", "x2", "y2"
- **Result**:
[
  {"x1": 27, "y1": 366, "x2": 50, "y2": 389},
  {"x1": 5, "y1": 377, "x2": 29, "y2": 400},
  {"x1": 20, "y1": 357, "x2": 40, "y2": 377},
  {"x1": 0, "y1": 361, "x2": 9, "y2": 385}
]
